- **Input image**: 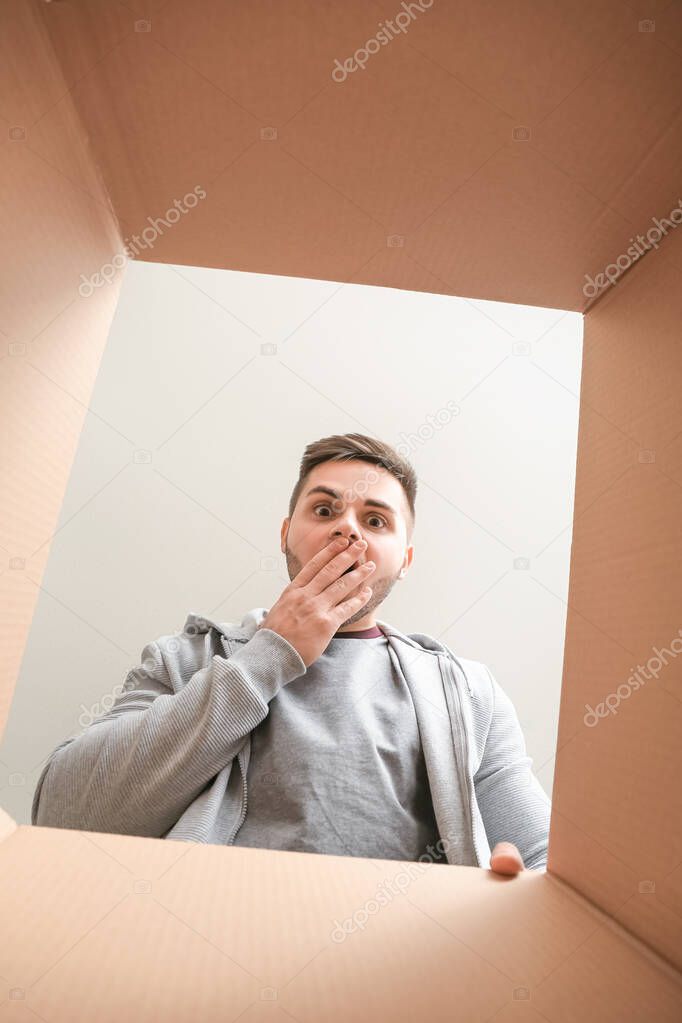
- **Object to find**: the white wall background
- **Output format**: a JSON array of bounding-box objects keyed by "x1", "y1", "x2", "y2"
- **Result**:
[{"x1": 2, "y1": 260, "x2": 583, "y2": 824}]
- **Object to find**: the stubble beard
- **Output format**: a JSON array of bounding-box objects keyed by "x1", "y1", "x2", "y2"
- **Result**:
[{"x1": 283, "y1": 540, "x2": 400, "y2": 627}]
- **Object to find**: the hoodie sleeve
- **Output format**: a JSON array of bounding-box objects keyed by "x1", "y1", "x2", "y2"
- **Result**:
[
  {"x1": 473, "y1": 666, "x2": 552, "y2": 872},
  {"x1": 31, "y1": 627, "x2": 306, "y2": 839}
]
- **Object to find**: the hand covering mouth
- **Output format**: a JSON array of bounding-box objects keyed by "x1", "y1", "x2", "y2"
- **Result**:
[{"x1": 342, "y1": 559, "x2": 364, "y2": 575}]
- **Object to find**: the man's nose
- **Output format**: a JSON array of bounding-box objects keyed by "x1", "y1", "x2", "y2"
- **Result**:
[{"x1": 331, "y1": 526, "x2": 361, "y2": 543}]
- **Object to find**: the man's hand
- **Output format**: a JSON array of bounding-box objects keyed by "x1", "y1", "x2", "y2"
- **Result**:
[
  {"x1": 256, "y1": 537, "x2": 377, "y2": 668},
  {"x1": 489, "y1": 841, "x2": 525, "y2": 875}
]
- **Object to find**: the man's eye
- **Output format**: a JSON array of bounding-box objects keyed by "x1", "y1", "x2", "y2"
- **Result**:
[{"x1": 313, "y1": 505, "x2": 386, "y2": 528}]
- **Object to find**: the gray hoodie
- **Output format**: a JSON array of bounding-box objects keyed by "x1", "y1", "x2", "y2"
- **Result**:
[{"x1": 31, "y1": 608, "x2": 551, "y2": 870}]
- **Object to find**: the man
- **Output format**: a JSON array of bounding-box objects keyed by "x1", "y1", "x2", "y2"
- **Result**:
[{"x1": 32, "y1": 433, "x2": 550, "y2": 875}]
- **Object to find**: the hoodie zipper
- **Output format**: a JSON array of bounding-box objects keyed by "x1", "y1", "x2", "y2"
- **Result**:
[
  {"x1": 439, "y1": 654, "x2": 477, "y2": 866},
  {"x1": 226, "y1": 747, "x2": 248, "y2": 844},
  {"x1": 219, "y1": 636, "x2": 249, "y2": 846}
]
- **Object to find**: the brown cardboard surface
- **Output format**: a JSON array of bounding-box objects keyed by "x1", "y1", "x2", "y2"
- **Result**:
[
  {"x1": 0, "y1": 824, "x2": 681, "y2": 1021},
  {"x1": 2, "y1": 0, "x2": 682, "y2": 1016},
  {"x1": 37, "y1": 0, "x2": 682, "y2": 313},
  {"x1": 549, "y1": 243, "x2": 682, "y2": 970},
  {"x1": 0, "y1": 1, "x2": 122, "y2": 738}
]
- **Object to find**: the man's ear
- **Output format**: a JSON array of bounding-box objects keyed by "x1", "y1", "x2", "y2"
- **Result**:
[
  {"x1": 398, "y1": 544, "x2": 414, "y2": 579},
  {"x1": 280, "y1": 517, "x2": 289, "y2": 554}
]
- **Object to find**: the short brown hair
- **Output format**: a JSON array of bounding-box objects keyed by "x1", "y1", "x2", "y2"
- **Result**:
[{"x1": 288, "y1": 432, "x2": 417, "y2": 540}]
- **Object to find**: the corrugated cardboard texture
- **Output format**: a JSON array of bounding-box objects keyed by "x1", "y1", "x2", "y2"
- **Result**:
[
  {"x1": 2, "y1": 1, "x2": 681, "y2": 1015},
  {"x1": 550, "y1": 236, "x2": 682, "y2": 971},
  {"x1": 0, "y1": 824, "x2": 681, "y2": 1021},
  {"x1": 0, "y1": 1, "x2": 122, "y2": 735},
  {"x1": 38, "y1": 0, "x2": 682, "y2": 312}
]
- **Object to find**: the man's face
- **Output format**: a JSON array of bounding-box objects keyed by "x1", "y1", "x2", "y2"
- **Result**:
[{"x1": 280, "y1": 459, "x2": 414, "y2": 629}]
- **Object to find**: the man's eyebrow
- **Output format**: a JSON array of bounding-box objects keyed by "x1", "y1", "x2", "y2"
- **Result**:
[{"x1": 304, "y1": 485, "x2": 398, "y2": 517}]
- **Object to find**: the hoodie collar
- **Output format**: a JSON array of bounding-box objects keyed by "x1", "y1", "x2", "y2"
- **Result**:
[{"x1": 182, "y1": 608, "x2": 448, "y2": 658}]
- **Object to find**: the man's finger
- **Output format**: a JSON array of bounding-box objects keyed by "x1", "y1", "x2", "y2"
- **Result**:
[{"x1": 489, "y1": 841, "x2": 525, "y2": 875}]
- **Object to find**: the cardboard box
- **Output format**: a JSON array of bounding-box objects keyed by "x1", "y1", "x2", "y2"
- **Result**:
[{"x1": 1, "y1": 1, "x2": 681, "y2": 1018}]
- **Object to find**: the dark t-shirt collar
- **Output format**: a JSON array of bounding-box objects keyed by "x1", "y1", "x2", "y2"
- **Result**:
[{"x1": 332, "y1": 625, "x2": 383, "y2": 639}]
